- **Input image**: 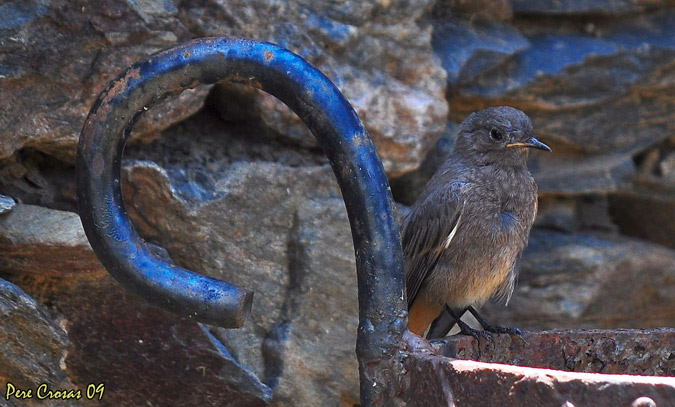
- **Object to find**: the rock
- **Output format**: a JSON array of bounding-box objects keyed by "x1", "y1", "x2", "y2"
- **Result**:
[
  {"x1": 0, "y1": 149, "x2": 78, "y2": 212},
  {"x1": 339, "y1": 67, "x2": 447, "y2": 177},
  {"x1": 0, "y1": 204, "x2": 272, "y2": 406},
  {"x1": 432, "y1": 20, "x2": 529, "y2": 85},
  {"x1": 0, "y1": 278, "x2": 74, "y2": 407},
  {"x1": 436, "y1": 328, "x2": 675, "y2": 376},
  {"x1": 534, "y1": 195, "x2": 618, "y2": 233},
  {"x1": 261, "y1": 197, "x2": 360, "y2": 406},
  {"x1": 446, "y1": 11, "x2": 675, "y2": 195},
  {"x1": 0, "y1": 204, "x2": 103, "y2": 275},
  {"x1": 50, "y1": 273, "x2": 271, "y2": 407},
  {"x1": 607, "y1": 137, "x2": 675, "y2": 249},
  {"x1": 0, "y1": 0, "x2": 209, "y2": 163},
  {"x1": 189, "y1": 0, "x2": 448, "y2": 177},
  {"x1": 0, "y1": 194, "x2": 14, "y2": 214},
  {"x1": 123, "y1": 105, "x2": 328, "y2": 181},
  {"x1": 478, "y1": 230, "x2": 675, "y2": 330},
  {"x1": 121, "y1": 159, "x2": 361, "y2": 406},
  {"x1": 436, "y1": 0, "x2": 513, "y2": 22},
  {"x1": 608, "y1": 191, "x2": 675, "y2": 250},
  {"x1": 209, "y1": 81, "x2": 323, "y2": 152},
  {"x1": 0, "y1": 0, "x2": 447, "y2": 176},
  {"x1": 389, "y1": 123, "x2": 456, "y2": 205},
  {"x1": 511, "y1": 0, "x2": 669, "y2": 16},
  {"x1": 660, "y1": 151, "x2": 675, "y2": 181}
]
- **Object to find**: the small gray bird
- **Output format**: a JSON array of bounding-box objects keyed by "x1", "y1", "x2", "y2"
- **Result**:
[{"x1": 403, "y1": 106, "x2": 550, "y2": 339}]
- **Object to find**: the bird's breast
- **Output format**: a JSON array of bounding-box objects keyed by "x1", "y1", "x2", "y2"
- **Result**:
[{"x1": 433, "y1": 185, "x2": 535, "y2": 307}]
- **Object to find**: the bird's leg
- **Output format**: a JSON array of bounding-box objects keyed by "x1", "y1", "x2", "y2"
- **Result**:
[
  {"x1": 426, "y1": 307, "x2": 459, "y2": 339},
  {"x1": 467, "y1": 306, "x2": 522, "y2": 335},
  {"x1": 445, "y1": 305, "x2": 493, "y2": 341}
]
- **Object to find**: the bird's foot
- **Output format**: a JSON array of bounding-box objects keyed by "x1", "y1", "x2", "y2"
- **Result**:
[
  {"x1": 456, "y1": 318, "x2": 493, "y2": 342},
  {"x1": 467, "y1": 306, "x2": 523, "y2": 336},
  {"x1": 481, "y1": 323, "x2": 522, "y2": 336}
]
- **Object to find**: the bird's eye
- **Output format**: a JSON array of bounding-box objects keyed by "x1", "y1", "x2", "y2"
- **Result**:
[{"x1": 489, "y1": 128, "x2": 504, "y2": 142}]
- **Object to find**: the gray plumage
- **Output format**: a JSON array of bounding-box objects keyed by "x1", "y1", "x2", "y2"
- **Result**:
[{"x1": 403, "y1": 106, "x2": 550, "y2": 337}]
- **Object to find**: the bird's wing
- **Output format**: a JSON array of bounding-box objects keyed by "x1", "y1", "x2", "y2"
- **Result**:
[
  {"x1": 402, "y1": 183, "x2": 465, "y2": 308},
  {"x1": 532, "y1": 193, "x2": 538, "y2": 225}
]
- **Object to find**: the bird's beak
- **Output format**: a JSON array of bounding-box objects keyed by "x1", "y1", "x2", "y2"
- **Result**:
[{"x1": 507, "y1": 137, "x2": 551, "y2": 152}]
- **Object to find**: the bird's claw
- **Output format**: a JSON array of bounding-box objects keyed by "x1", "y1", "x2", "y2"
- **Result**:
[
  {"x1": 457, "y1": 319, "x2": 494, "y2": 342},
  {"x1": 483, "y1": 325, "x2": 522, "y2": 336},
  {"x1": 466, "y1": 306, "x2": 523, "y2": 337}
]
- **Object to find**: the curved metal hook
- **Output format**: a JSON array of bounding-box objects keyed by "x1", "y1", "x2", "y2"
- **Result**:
[{"x1": 77, "y1": 37, "x2": 406, "y2": 403}]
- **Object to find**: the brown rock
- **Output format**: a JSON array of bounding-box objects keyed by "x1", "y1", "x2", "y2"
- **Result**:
[
  {"x1": 57, "y1": 273, "x2": 270, "y2": 407},
  {"x1": 437, "y1": 0, "x2": 513, "y2": 22},
  {"x1": 6, "y1": 270, "x2": 271, "y2": 407},
  {"x1": 0, "y1": 0, "x2": 208, "y2": 163},
  {"x1": 0, "y1": 204, "x2": 272, "y2": 406},
  {"x1": 0, "y1": 204, "x2": 103, "y2": 275},
  {"x1": 609, "y1": 191, "x2": 675, "y2": 250},
  {"x1": 0, "y1": 278, "x2": 75, "y2": 407}
]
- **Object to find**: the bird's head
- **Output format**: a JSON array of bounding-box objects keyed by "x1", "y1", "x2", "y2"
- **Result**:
[{"x1": 454, "y1": 106, "x2": 551, "y2": 167}]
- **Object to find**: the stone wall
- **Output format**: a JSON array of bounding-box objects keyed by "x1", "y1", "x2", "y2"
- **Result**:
[{"x1": 0, "y1": 1, "x2": 673, "y2": 406}]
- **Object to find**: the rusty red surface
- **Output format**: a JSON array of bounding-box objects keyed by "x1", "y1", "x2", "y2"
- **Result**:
[
  {"x1": 397, "y1": 329, "x2": 675, "y2": 406},
  {"x1": 435, "y1": 328, "x2": 675, "y2": 376}
]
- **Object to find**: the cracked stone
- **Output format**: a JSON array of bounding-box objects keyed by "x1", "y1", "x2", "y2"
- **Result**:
[
  {"x1": 0, "y1": 278, "x2": 74, "y2": 407},
  {"x1": 479, "y1": 230, "x2": 675, "y2": 330},
  {"x1": 121, "y1": 159, "x2": 360, "y2": 406}
]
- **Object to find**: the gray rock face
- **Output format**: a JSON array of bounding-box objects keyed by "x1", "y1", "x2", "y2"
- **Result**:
[
  {"x1": 0, "y1": 0, "x2": 447, "y2": 176},
  {"x1": 511, "y1": 0, "x2": 669, "y2": 15},
  {"x1": 184, "y1": 0, "x2": 448, "y2": 176},
  {"x1": 445, "y1": 11, "x2": 675, "y2": 196},
  {"x1": 121, "y1": 159, "x2": 360, "y2": 406},
  {"x1": 0, "y1": 0, "x2": 208, "y2": 162},
  {"x1": 480, "y1": 229, "x2": 675, "y2": 330},
  {"x1": 433, "y1": 20, "x2": 529, "y2": 85}
]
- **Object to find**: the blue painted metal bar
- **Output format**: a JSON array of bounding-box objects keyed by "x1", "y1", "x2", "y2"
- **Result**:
[{"x1": 77, "y1": 37, "x2": 407, "y2": 405}]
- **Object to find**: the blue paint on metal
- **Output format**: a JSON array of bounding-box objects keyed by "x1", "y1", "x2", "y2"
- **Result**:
[{"x1": 77, "y1": 38, "x2": 406, "y2": 405}]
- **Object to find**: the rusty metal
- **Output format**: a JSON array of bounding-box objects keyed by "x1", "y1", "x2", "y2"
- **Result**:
[
  {"x1": 77, "y1": 37, "x2": 406, "y2": 405},
  {"x1": 437, "y1": 328, "x2": 675, "y2": 377},
  {"x1": 404, "y1": 351, "x2": 675, "y2": 407}
]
